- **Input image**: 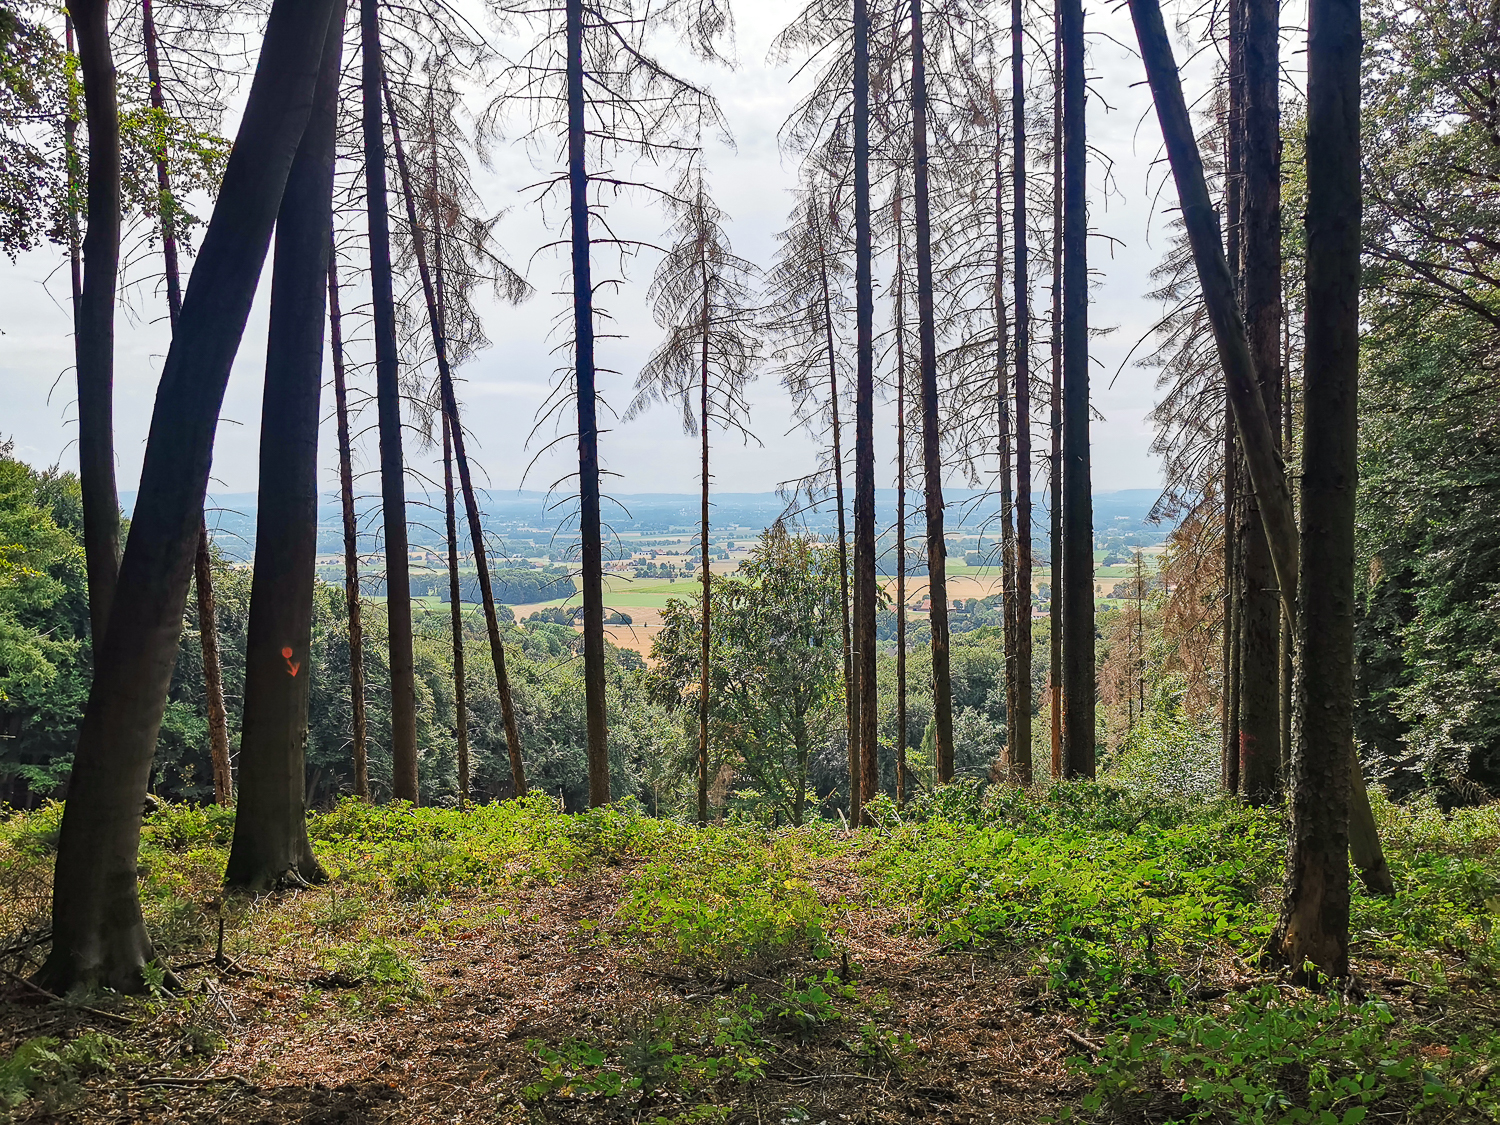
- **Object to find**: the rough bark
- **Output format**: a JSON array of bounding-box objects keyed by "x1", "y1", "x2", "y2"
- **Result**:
[
  {"x1": 1222, "y1": 437, "x2": 1241, "y2": 794},
  {"x1": 995, "y1": 138, "x2": 1020, "y2": 781},
  {"x1": 328, "y1": 245, "x2": 369, "y2": 800},
  {"x1": 1238, "y1": 0, "x2": 1284, "y2": 805},
  {"x1": 1049, "y1": 0, "x2": 1064, "y2": 777},
  {"x1": 442, "y1": 418, "x2": 471, "y2": 809},
  {"x1": 1270, "y1": 0, "x2": 1363, "y2": 979},
  {"x1": 39, "y1": 0, "x2": 339, "y2": 993},
  {"x1": 70, "y1": 0, "x2": 123, "y2": 645},
  {"x1": 361, "y1": 0, "x2": 419, "y2": 803},
  {"x1": 894, "y1": 183, "x2": 909, "y2": 805},
  {"x1": 1011, "y1": 0, "x2": 1034, "y2": 784},
  {"x1": 854, "y1": 0, "x2": 879, "y2": 818},
  {"x1": 912, "y1": 0, "x2": 953, "y2": 783},
  {"x1": 384, "y1": 86, "x2": 528, "y2": 798},
  {"x1": 698, "y1": 257, "x2": 712, "y2": 826},
  {"x1": 225, "y1": 4, "x2": 343, "y2": 891},
  {"x1": 568, "y1": 0, "x2": 610, "y2": 807},
  {"x1": 1060, "y1": 0, "x2": 1095, "y2": 779}
]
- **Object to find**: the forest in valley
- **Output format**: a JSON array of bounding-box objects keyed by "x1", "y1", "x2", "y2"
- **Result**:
[{"x1": 1, "y1": 0, "x2": 1499, "y2": 1120}]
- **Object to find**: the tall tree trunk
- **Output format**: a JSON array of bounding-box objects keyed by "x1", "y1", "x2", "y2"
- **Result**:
[
  {"x1": 328, "y1": 244, "x2": 369, "y2": 799},
  {"x1": 1128, "y1": 0, "x2": 1394, "y2": 900},
  {"x1": 70, "y1": 0, "x2": 122, "y2": 645},
  {"x1": 142, "y1": 0, "x2": 234, "y2": 807},
  {"x1": 64, "y1": 16, "x2": 81, "y2": 320},
  {"x1": 442, "y1": 416, "x2": 471, "y2": 809},
  {"x1": 698, "y1": 251, "x2": 712, "y2": 826},
  {"x1": 995, "y1": 135, "x2": 1020, "y2": 781},
  {"x1": 1011, "y1": 0, "x2": 1034, "y2": 784},
  {"x1": 817, "y1": 231, "x2": 858, "y2": 827},
  {"x1": 1238, "y1": 0, "x2": 1284, "y2": 805},
  {"x1": 225, "y1": 5, "x2": 343, "y2": 891},
  {"x1": 39, "y1": 0, "x2": 340, "y2": 993},
  {"x1": 361, "y1": 0, "x2": 418, "y2": 803},
  {"x1": 1270, "y1": 0, "x2": 1363, "y2": 979},
  {"x1": 1060, "y1": 0, "x2": 1094, "y2": 779},
  {"x1": 1049, "y1": 1, "x2": 1064, "y2": 778},
  {"x1": 912, "y1": 0, "x2": 954, "y2": 783},
  {"x1": 854, "y1": 0, "x2": 879, "y2": 818},
  {"x1": 1222, "y1": 429, "x2": 1240, "y2": 793},
  {"x1": 568, "y1": 0, "x2": 610, "y2": 806},
  {"x1": 894, "y1": 182, "x2": 909, "y2": 804},
  {"x1": 384, "y1": 85, "x2": 528, "y2": 798},
  {"x1": 1224, "y1": 0, "x2": 1245, "y2": 797}
]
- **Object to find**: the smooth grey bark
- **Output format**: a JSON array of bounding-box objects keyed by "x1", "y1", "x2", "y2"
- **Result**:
[
  {"x1": 224, "y1": 0, "x2": 344, "y2": 892},
  {"x1": 39, "y1": 0, "x2": 339, "y2": 992}
]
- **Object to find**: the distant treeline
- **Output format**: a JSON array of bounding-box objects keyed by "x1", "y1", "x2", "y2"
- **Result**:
[{"x1": 361, "y1": 566, "x2": 575, "y2": 605}]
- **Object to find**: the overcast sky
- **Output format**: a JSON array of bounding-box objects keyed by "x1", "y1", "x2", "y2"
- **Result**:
[{"x1": 0, "y1": 0, "x2": 1232, "y2": 506}]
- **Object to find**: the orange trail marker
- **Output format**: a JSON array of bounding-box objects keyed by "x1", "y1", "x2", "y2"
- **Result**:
[{"x1": 281, "y1": 647, "x2": 300, "y2": 676}]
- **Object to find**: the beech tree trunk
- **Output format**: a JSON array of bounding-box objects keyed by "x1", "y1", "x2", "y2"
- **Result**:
[
  {"x1": 385, "y1": 86, "x2": 528, "y2": 798},
  {"x1": 224, "y1": 3, "x2": 343, "y2": 892},
  {"x1": 328, "y1": 246, "x2": 369, "y2": 799},
  {"x1": 912, "y1": 0, "x2": 954, "y2": 783},
  {"x1": 1049, "y1": 3, "x2": 1064, "y2": 777},
  {"x1": 143, "y1": 0, "x2": 233, "y2": 807},
  {"x1": 1238, "y1": 0, "x2": 1284, "y2": 805},
  {"x1": 854, "y1": 0, "x2": 879, "y2": 818},
  {"x1": 70, "y1": 0, "x2": 122, "y2": 645},
  {"x1": 442, "y1": 417, "x2": 471, "y2": 809},
  {"x1": 1011, "y1": 0, "x2": 1034, "y2": 783},
  {"x1": 568, "y1": 0, "x2": 610, "y2": 806},
  {"x1": 39, "y1": 0, "x2": 340, "y2": 992},
  {"x1": 1060, "y1": 0, "x2": 1094, "y2": 779},
  {"x1": 361, "y1": 0, "x2": 419, "y2": 802}
]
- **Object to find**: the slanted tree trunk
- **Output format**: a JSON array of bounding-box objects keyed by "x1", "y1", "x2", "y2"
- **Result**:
[
  {"x1": 894, "y1": 181, "x2": 909, "y2": 805},
  {"x1": 995, "y1": 131, "x2": 1020, "y2": 783},
  {"x1": 361, "y1": 0, "x2": 418, "y2": 803},
  {"x1": 70, "y1": 0, "x2": 122, "y2": 644},
  {"x1": 912, "y1": 0, "x2": 954, "y2": 783},
  {"x1": 328, "y1": 245, "x2": 369, "y2": 800},
  {"x1": 1239, "y1": 0, "x2": 1284, "y2": 805},
  {"x1": 854, "y1": 0, "x2": 879, "y2": 818},
  {"x1": 38, "y1": 0, "x2": 340, "y2": 993},
  {"x1": 566, "y1": 0, "x2": 610, "y2": 807},
  {"x1": 1049, "y1": 2, "x2": 1064, "y2": 777},
  {"x1": 1011, "y1": 0, "x2": 1034, "y2": 784},
  {"x1": 1270, "y1": 0, "x2": 1364, "y2": 979},
  {"x1": 1127, "y1": 0, "x2": 1394, "y2": 914},
  {"x1": 142, "y1": 0, "x2": 234, "y2": 807},
  {"x1": 1060, "y1": 0, "x2": 1094, "y2": 779},
  {"x1": 225, "y1": 4, "x2": 343, "y2": 891},
  {"x1": 384, "y1": 86, "x2": 528, "y2": 798},
  {"x1": 441, "y1": 416, "x2": 471, "y2": 809}
]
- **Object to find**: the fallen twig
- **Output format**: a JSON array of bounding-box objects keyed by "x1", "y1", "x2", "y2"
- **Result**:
[
  {"x1": 0, "y1": 967, "x2": 138, "y2": 1025},
  {"x1": 1062, "y1": 1028, "x2": 1102, "y2": 1056}
]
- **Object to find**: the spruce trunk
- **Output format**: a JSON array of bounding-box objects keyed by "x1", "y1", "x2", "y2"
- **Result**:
[
  {"x1": 225, "y1": 4, "x2": 343, "y2": 891},
  {"x1": 360, "y1": 0, "x2": 419, "y2": 802},
  {"x1": 894, "y1": 183, "x2": 909, "y2": 804},
  {"x1": 995, "y1": 135, "x2": 1020, "y2": 784},
  {"x1": 1049, "y1": 3, "x2": 1064, "y2": 777},
  {"x1": 912, "y1": 0, "x2": 954, "y2": 783},
  {"x1": 854, "y1": 0, "x2": 879, "y2": 817},
  {"x1": 39, "y1": 0, "x2": 339, "y2": 992},
  {"x1": 1011, "y1": 0, "x2": 1034, "y2": 783},
  {"x1": 442, "y1": 418, "x2": 471, "y2": 809},
  {"x1": 698, "y1": 257, "x2": 712, "y2": 826}
]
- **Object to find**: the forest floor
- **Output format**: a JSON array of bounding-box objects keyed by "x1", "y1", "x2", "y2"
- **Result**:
[{"x1": 1, "y1": 786, "x2": 1498, "y2": 1124}]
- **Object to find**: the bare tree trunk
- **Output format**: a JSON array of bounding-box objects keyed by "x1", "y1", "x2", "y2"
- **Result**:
[
  {"x1": 226, "y1": 6, "x2": 343, "y2": 890},
  {"x1": 328, "y1": 245, "x2": 369, "y2": 800},
  {"x1": 1239, "y1": 0, "x2": 1284, "y2": 805},
  {"x1": 361, "y1": 0, "x2": 419, "y2": 803},
  {"x1": 442, "y1": 416, "x2": 471, "y2": 809},
  {"x1": 854, "y1": 0, "x2": 879, "y2": 818},
  {"x1": 64, "y1": 16, "x2": 81, "y2": 321},
  {"x1": 1049, "y1": 1, "x2": 1064, "y2": 777},
  {"x1": 995, "y1": 135, "x2": 1020, "y2": 780},
  {"x1": 385, "y1": 87, "x2": 528, "y2": 798},
  {"x1": 912, "y1": 0, "x2": 953, "y2": 783},
  {"x1": 1011, "y1": 0, "x2": 1034, "y2": 783},
  {"x1": 567, "y1": 0, "x2": 610, "y2": 807},
  {"x1": 70, "y1": 0, "x2": 122, "y2": 645},
  {"x1": 1060, "y1": 0, "x2": 1094, "y2": 779},
  {"x1": 698, "y1": 255, "x2": 712, "y2": 826},
  {"x1": 142, "y1": 0, "x2": 234, "y2": 807},
  {"x1": 39, "y1": 0, "x2": 340, "y2": 993},
  {"x1": 1222, "y1": 431, "x2": 1240, "y2": 793},
  {"x1": 894, "y1": 182, "x2": 909, "y2": 805},
  {"x1": 1269, "y1": 0, "x2": 1364, "y2": 979},
  {"x1": 1128, "y1": 0, "x2": 1394, "y2": 905}
]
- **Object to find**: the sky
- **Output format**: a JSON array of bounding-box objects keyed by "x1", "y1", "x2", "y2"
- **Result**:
[{"x1": 0, "y1": 0, "x2": 1227, "y2": 507}]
